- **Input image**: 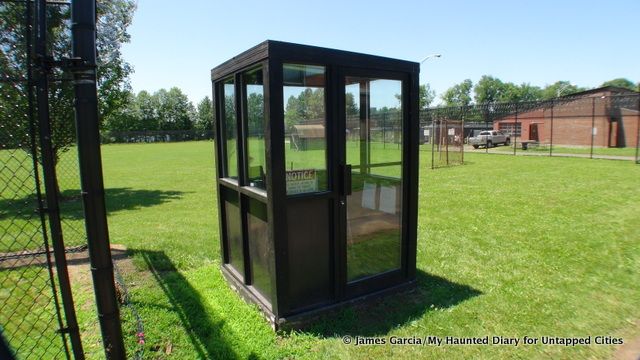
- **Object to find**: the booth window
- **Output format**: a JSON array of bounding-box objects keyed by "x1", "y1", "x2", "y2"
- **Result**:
[
  {"x1": 221, "y1": 188, "x2": 244, "y2": 279},
  {"x1": 243, "y1": 67, "x2": 267, "y2": 189},
  {"x1": 222, "y1": 77, "x2": 238, "y2": 179},
  {"x1": 246, "y1": 198, "x2": 271, "y2": 302},
  {"x1": 344, "y1": 77, "x2": 403, "y2": 282},
  {"x1": 283, "y1": 64, "x2": 327, "y2": 195}
]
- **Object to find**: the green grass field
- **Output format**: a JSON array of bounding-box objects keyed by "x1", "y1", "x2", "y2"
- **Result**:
[
  {"x1": 483, "y1": 142, "x2": 638, "y2": 157},
  {"x1": 3, "y1": 141, "x2": 640, "y2": 359}
]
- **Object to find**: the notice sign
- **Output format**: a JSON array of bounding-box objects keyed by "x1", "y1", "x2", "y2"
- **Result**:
[
  {"x1": 448, "y1": 128, "x2": 455, "y2": 136},
  {"x1": 286, "y1": 169, "x2": 318, "y2": 195}
]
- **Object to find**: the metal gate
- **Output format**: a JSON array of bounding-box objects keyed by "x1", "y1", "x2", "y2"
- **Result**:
[{"x1": 1, "y1": 0, "x2": 84, "y2": 358}]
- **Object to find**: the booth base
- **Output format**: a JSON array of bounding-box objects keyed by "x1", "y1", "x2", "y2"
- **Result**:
[{"x1": 221, "y1": 265, "x2": 417, "y2": 331}]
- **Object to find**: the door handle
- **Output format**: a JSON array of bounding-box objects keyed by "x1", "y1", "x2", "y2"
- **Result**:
[{"x1": 343, "y1": 164, "x2": 352, "y2": 196}]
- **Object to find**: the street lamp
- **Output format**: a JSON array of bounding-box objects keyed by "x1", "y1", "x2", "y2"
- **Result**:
[{"x1": 420, "y1": 54, "x2": 442, "y2": 63}]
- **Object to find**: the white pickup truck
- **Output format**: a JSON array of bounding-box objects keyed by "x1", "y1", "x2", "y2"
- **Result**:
[{"x1": 469, "y1": 130, "x2": 511, "y2": 149}]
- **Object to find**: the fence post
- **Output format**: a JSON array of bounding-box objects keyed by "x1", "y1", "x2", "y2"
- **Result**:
[
  {"x1": 636, "y1": 95, "x2": 640, "y2": 164},
  {"x1": 485, "y1": 109, "x2": 489, "y2": 154},
  {"x1": 431, "y1": 120, "x2": 435, "y2": 169},
  {"x1": 34, "y1": 0, "x2": 85, "y2": 358},
  {"x1": 382, "y1": 112, "x2": 386, "y2": 149},
  {"x1": 461, "y1": 107, "x2": 466, "y2": 164},
  {"x1": 514, "y1": 103, "x2": 518, "y2": 156},
  {"x1": 71, "y1": 0, "x2": 126, "y2": 358},
  {"x1": 549, "y1": 100, "x2": 554, "y2": 157},
  {"x1": 590, "y1": 97, "x2": 595, "y2": 159}
]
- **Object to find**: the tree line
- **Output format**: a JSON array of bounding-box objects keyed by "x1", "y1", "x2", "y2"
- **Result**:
[
  {"x1": 103, "y1": 89, "x2": 213, "y2": 133},
  {"x1": 425, "y1": 77, "x2": 639, "y2": 108}
]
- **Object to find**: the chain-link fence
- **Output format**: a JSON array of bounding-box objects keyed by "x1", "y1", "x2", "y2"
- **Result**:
[
  {"x1": 421, "y1": 116, "x2": 464, "y2": 168},
  {"x1": 0, "y1": 0, "x2": 82, "y2": 358},
  {"x1": 419, "y1": 91, "x2": 640, "y2": 166},
  {"x1": 1, "y1": 0, "x2": 131, "y2": 358}
]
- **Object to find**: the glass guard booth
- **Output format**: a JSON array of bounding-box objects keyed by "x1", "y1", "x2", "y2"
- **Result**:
[{"x1": 211, "y1": 41, "x2": 419, "y2": 328}]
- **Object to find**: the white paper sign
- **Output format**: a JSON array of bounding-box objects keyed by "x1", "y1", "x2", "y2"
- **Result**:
[
  {"x1": 592, "y1": 127, "x2": 598, "y2": 136},
  {"x1": 361, "y1": 182, "x2": 377, "y2": 210},
  {"x1": 379, "y1": 186, "x2": 397, "y2": 214},
  {"x1": 448, "y1": 128, "x2": 455, "y2": 136},
  {"x1": 286, "y1": 169, "x2": 318, "y2": 195}
]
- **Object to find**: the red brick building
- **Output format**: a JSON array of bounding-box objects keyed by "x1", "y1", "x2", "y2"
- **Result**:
[{"x1": 494, "y1": 87, "x2": 639, "y2": 148}]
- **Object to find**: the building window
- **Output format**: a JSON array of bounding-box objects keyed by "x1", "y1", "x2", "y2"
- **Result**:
[{"x1": 498, "y1": 123, "x2": 521, "y2": 136}]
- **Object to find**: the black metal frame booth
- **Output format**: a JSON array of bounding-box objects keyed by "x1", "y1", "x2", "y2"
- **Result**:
[{"x1": 211, "y1": 41, "x2": 420, "y2": 329}]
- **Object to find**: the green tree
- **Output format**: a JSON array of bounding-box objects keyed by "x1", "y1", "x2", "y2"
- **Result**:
[
  {"x1": 284, "y1": 88, "x2": 325, "y2": 131},
  {"x1": 0, "y1": 0, "x2": 136, "y2": 159},
  {"x1": 442, "y1": 79, "x2": 473, "y2": 106},
  {"x1": 246, "y1": 92, "x2": 264, "y2": 136},
  {"x1": 96, "y1": 0, "x2": 136, "y2": 130},
  {"x1": 474, "y1": 75, "x2": 506, "y2": 104},
  {"x1": 195, "y1": 96, "x2": 214, "y2": 132},
  {"x1": 600, "y1": 78, "x2": 638, "y2": 91},
  {"x1": 133, "y1": 90, "x2": 159, "y2": 131},
  {"x1": 507, "y1": 83, "x2": 543, "y2": 103},
  {"x1": 419, "y1": 84, "x2": 436, "y2": 109},
  {"x1": 541, "y1": 81, "x2": 586, "y2": 99},
  {"x1": 156, "y1": 87, "x2": 195, "y2": 130},
  {"x1": 103, "y1": 90, "x2": 137, "y2": 131},
  {"x1": 346, "y1": 92, "x2": 359, "y2": 116}
]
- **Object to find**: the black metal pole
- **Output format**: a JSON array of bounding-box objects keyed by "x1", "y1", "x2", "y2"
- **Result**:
[
  {"x1": 34, "y1": 0, "x2": 84, "y2": 358},
  {"x1": 70, "y1": 0, "x2": 126, "y2": 358}
]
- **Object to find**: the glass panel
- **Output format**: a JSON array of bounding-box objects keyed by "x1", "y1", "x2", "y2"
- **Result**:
[
  {"x1": 345, "y1": 77, "x2": 403, "y2": 282},
  {"x1": 247, "y1": 199, "x2": 272, "y2": 303},
  {"x1": 243, "y1": 67, "x2": 267, "y2": 189},
  {"x1": 283, "y1": 64, "x2": 327, "y2": 195},
  {"x1": 223, "y1": 190, "x2": 243, "y2": 278},
  {"x1": 222, "y1": 77, "x2": 238, "y2": 179}
]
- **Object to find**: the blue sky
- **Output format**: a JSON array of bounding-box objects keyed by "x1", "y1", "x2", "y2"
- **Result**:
[{"x1": 122, "y1": 0, "x2": 640, "y2": 105}]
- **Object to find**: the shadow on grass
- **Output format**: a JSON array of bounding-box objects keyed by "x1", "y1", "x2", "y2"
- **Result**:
[
  {"x1": 302, "y1": 270, "x2": 481, "y2": 337},
  {"x1": 0, "y1": 187, "x2": 184, "y2": 221},
  {"x1": 132, "y1": 249, "x2": 254, "y2": 360},
  {"x1": 125, "y1": 250, "x2": 479, "y2": 355}
]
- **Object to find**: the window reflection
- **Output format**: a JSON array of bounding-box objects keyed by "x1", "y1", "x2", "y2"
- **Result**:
[
  {"x1": 345, "y1": 77, "x2": 403, "y2": 282},
  {"x1": 243, "y1": 67, "x2": 266, "y2": 189},
  {"x1": 283, "y1": 64, "x2": 327, "y2": 195},
  {"x1": 222, "y1": 77, "x2": 238, "y2": 179}
]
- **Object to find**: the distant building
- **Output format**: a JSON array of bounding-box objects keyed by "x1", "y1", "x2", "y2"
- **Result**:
[
  {"x1": 493, "y1": 86, "x2": 639, "y2": 147},
  {"x1": 290, "y1": 124, "x2": 325, "y2": 150}
]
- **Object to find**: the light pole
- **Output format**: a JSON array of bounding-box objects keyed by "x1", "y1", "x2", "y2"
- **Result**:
[
  {"x1": 420, "y1": 54, "x2": 442, "y2": 63},
  {"x1": 419, "y1": 54, "x2": 441, "y2": 164}
]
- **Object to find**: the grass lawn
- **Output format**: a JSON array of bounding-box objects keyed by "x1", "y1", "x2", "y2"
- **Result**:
[
  {"x1": 3, "y1": 141, "x2": 639, "y2": 359},
  {"x1": 484, "y1": 143, "x2": 638, "y2": 157}
]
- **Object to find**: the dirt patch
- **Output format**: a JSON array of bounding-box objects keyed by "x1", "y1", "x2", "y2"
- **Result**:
[
  {"x1": 65, "y1": 244, "x2": 129, "y2": 282},
  {"x1": 614, "y1": 321, "x2": 640, "y2": 360}
]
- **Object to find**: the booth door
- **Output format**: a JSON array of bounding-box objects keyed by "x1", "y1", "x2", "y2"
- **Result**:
[{"x1": 339, "y1": 69, "x2": 408, "y2": 298}]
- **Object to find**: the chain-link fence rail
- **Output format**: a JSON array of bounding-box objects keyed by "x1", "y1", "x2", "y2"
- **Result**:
[
  {"x1": 101, "y1": 129, "x2": 214, "y2": 144},
  {"x1": 419, "y1": 91, "x2": 640, "y2": 166}
]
